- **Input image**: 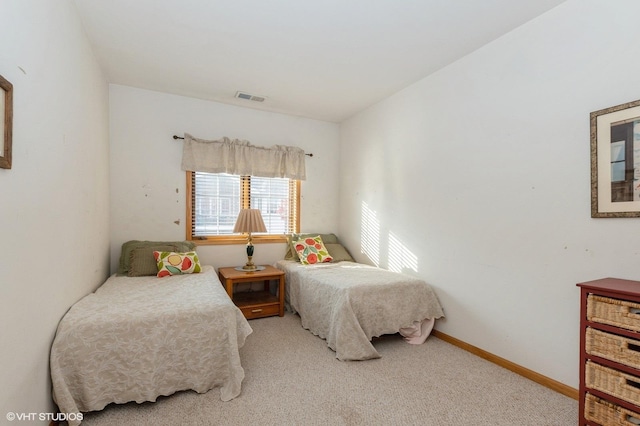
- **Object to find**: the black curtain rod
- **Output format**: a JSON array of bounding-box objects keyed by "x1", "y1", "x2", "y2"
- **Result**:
[{"x1": 173, "y1": 135, "x2": 313, "y2": 157}]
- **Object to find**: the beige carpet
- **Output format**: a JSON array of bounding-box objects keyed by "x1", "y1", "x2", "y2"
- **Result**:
[{"x1": 81, "y1": 313, "x2": 577, "y2": 425}]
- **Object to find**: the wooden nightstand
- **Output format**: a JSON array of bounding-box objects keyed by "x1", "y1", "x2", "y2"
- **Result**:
[{"x1": 218, "y1": 265, "x2": 285, "y2": 319}]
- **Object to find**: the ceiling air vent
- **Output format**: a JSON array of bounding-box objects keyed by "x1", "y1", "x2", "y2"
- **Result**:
[{"x1": 235, "y1": 91, "x2": 266, "y2": 102}]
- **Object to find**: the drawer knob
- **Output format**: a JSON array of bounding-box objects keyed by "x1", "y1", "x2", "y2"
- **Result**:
[{"x1": 251, "y1": 309, "x2": 263, "y2": 313}]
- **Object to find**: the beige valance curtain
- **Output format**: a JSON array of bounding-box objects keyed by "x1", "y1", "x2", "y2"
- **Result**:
[{"x1": 180, "y1": 133, "x2": 306, "y2": 180}]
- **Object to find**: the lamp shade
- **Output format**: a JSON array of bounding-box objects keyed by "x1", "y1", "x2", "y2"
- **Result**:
[{"x1": 233, "y1": 209, "x2": 267, "y2": 233}]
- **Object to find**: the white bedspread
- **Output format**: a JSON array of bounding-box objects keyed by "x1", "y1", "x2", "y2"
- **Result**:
[
  {"x1": 276, "y1": 260, "x2": 444, "y2": 361},
  {"x1": 50, "y1": 266, "x2": 252, "y2": 425}
]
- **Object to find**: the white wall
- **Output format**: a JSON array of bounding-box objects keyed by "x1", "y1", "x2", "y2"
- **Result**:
[
  {"x1": 339, "y1": 0, "x2": 640, "y2": 389},
  {"x1": 109, "y1": 85, "x2": 340, "y2": 272},
  {"x1": 0, "y1": 0, "x2": 110, "y2": 419}
]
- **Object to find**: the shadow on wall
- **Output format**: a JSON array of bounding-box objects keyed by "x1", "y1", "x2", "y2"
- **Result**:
[{"x1": 360, "y1": 201, "x2": 419, "y2": 274}]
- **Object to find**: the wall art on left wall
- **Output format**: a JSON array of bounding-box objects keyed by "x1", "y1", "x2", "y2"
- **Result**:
[{"x1": 0, "y1": 74, "x2": 13, "y2": 169}]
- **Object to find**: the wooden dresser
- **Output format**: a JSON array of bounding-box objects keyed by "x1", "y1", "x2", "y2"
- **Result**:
[{"x1": 578, "y1": 278, "x2": 640, "y2": 425}]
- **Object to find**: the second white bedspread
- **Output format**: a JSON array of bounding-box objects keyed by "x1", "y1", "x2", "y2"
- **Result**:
[{"x1": 276, "y1": 260, "x2": 444, "y2": 361}]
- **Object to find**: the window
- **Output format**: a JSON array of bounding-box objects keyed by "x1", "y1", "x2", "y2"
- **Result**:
[{"x1": 186, "y1": 171, "x2": 300, "y2": 244}]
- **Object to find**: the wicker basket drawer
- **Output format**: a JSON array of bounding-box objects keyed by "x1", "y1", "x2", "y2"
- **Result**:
[
  {"x1": 586, "y1": 360, "x2": 640, "y2": 406},
  {"x1": 588, "y1": 294, "x2": 640, "y2": 332},
  {"x1": 585, "y1": 393, "x2": 640, "y2": 426},
  {"x1": 586, "y1": 328, "x2": 640, "y2": 370}
]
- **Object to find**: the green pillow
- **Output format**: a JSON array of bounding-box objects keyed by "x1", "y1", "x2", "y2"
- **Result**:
[
  {"x1": 325, "y1": 243, "x2": 355, "y2": 262},
  {"x1": 118, "y1": 240, "x2": 196, "y2": 275},
  {"x1": 128, "y1": 245, "x2": 177, "y2": 277}
]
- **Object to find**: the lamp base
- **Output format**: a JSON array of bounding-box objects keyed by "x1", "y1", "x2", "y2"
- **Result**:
[
  {"x1": 236, "y1": 242, "x2": 266, "y2": 271},
  {"x1": 234, "y1": 265, "x2": 266, "y2": 272},
  {"x1": 242, "y1": 262, "x2": 257, "y2": 270}
]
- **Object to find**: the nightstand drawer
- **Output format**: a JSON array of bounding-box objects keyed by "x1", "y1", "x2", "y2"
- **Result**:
[{"x1": 240, "y1": 303, "x2": 280, "y2": 319}]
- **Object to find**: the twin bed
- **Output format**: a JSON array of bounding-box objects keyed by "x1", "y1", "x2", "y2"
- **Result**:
[
  {"x1": 51, "y1": 236, "x2": 444, "y2": 422},
  {"x1": 275, "y1": 233, "x2": 444, "y2": 361},
  {"x1": 275, "y1": 259, "x2": 444, "y2": 360},
  {"x1": 50, "y1": 242, "x2": 253, "y2": 425}
]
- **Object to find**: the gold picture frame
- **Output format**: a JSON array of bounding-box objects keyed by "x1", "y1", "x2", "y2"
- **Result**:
[
  {"x1": 591, "y1": 99, "x2": 640, "y2": 217},
  {"x1": 0, "y1": 74, "x2": 13, "y2": 169}
]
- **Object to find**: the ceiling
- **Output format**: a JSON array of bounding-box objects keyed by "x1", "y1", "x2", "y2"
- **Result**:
[{"x1": 73, "y1": 0, "x2": 566, "y2": 123}]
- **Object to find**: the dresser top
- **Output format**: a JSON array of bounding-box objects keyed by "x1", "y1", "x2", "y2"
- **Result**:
[{"x1": 577, "y1": 277, "x2": 640, "y2": 296}]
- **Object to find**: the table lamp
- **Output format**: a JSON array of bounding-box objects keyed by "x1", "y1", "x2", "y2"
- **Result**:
[{"x1": 233, "y1": 209, "x2": 267, "y2": 271}]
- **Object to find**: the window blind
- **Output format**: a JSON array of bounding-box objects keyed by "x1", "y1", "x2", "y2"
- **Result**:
[{"x1": 190, "y1": 172, "x2": 298, "y2": 238}]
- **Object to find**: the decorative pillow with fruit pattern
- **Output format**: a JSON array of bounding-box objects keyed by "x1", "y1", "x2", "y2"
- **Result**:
[
  {"x1": 153, "y1": 251, "x2": 202, "y2": 277},
  {"x1": 292, "y1": 236, "x2": 333, "y2": 265}
]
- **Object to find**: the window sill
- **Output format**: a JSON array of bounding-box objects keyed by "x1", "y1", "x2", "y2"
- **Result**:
[{"x1": 190, "y1": 235, "x2": 288, "y2": 245}]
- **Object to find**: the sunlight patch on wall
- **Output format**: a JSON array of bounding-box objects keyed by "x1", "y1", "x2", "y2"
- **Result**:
[
  {"x1": 361, "y1": 201, "x2": 380, "y2": 266},
  {"x1": 388, "y1": 232, "x2": 418, "y2": 273}
]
